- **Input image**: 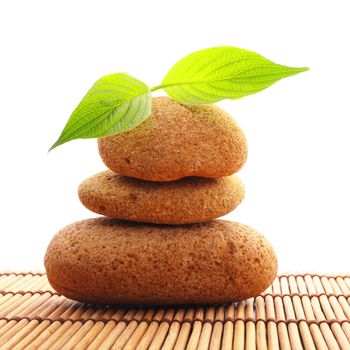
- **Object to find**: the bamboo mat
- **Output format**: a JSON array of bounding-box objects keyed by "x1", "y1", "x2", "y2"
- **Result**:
[{"x1": 1, "y1": 273, "x2": 350, "y2": 349}]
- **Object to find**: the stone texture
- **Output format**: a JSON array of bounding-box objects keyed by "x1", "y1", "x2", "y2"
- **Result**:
[
  {"x1": 98, "y1": 97, "x2": 248, "y2": 181},
  {"x1": 45, "y1": 218, "x2": 277, "y2": 305},
  {"x1": 78, "y1": 170, "x2": 245, "y2": 224}
]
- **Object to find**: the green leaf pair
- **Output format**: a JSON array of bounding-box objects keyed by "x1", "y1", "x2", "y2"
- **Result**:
[{"x1": 50, "y1": 46, "x2": 308, "y2": 150}]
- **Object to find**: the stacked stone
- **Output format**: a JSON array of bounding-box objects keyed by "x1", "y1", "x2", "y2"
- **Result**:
[{"x1": 45, "y1": 97, "x2": 277, "y2": 305}]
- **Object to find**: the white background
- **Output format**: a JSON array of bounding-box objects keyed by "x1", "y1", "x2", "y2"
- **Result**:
[{"x1": 0, "y1": 0, "x2": 349, "y2": 273}]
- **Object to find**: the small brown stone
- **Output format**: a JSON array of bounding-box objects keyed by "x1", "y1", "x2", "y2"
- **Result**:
[
  {"x1": 98, "y1": 97, "x2": 248, "y2": 181},
  {"x1": 78, "y1": 170, "x2": 244, "y2": 224}
]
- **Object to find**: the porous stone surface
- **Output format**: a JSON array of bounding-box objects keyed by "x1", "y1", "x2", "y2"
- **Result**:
[
  {"x1": 45, "y1": 218, "x2": 277, "y2": 305},
  {"x1": 98, "y1": 97, "x2": 248, "y2": 181},
  {"x1": 78, "y1": 170, "x2": 245, "y2": 224}
]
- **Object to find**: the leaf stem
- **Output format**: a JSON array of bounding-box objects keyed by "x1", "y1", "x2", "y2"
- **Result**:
[{"x1": 150, "y1": 85, "x2": 164, "y2": 92}]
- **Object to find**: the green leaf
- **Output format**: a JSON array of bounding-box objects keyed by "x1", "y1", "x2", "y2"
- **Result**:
[
  {"x1": 156, "y1": 46, "x2": 308, "y2": 105},
  {"x1": 50, "y1": 73, "x2": 151, "y2": 150}
]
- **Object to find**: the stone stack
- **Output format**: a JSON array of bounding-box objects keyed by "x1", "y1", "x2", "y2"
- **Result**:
[{"x1": 45, "y1": 97, "x2": 277, "y2": 305}]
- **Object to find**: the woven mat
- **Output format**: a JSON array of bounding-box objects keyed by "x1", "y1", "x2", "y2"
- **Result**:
[{"x1": 1, "y1": 273, "x2": 350, "y2": 350}]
